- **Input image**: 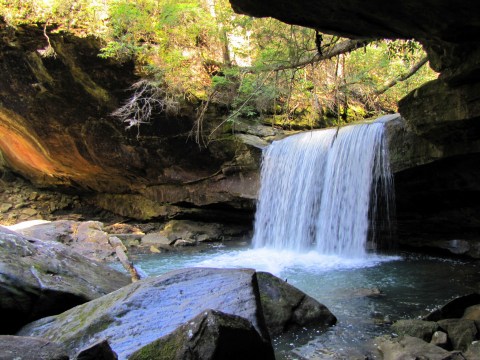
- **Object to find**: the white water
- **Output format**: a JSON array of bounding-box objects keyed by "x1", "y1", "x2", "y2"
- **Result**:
[{"x1": 252, "y1": 121, "x2": 393, "y2": 257}]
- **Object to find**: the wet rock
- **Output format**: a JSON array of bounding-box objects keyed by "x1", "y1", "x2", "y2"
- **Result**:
[
  {"x1": 425, "y1": 293, "x2": 480, "y2": 321},
  {"x1": 128, "y1": 309, "x2": 275, "y2": 360},
  {"x1": 149, "y1": 245, "x2": 161, "y2": 253},
  {"x1": 376, "y1": 335, "x2": 455, "y2": 360},
  {"x1": 438, "y1": 318, "x2": 478, "y2": 352},
  {"x1": 0, "y1": 226, "x2": 130, "y2": 334},
  {"x1": 257, "y1": 271, "x2": 336, "y2": 336},
  {"x1": 391, "y1": 319, "x2": 439, "y2": 342},
  {"x1": 17, "y1": 268, "x2": 272, "y2": 359},
  {"x1": 76, "y1": 339, "x2": 118, "y2": 360},
  {"x1": 0, "y1": 335, "x2": 68, "y2": 360}
]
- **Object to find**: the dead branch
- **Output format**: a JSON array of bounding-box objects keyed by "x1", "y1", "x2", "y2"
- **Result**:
[
  {"x1": 241, "y1": 38, "x2": 374, "y2": 73},
  {"x1": 112, "y1": 80, "x2": 179, "y2": 137},
  {"x1": 374, "y1": 56, "x2": 428, "y2": 96}
]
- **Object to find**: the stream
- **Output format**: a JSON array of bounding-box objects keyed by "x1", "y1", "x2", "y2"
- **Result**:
[{"x1": 117, "y1": 244, "x2": 479, "y2": 359}]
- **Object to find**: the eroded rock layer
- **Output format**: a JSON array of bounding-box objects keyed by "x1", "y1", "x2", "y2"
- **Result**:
[{"x1": 0, "y1": 19, "x2": 262, "y2": 222}]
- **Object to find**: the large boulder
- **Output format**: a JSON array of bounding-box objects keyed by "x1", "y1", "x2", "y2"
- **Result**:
[
  {"x1": 128, "y1": 309, "x2": 275, "y2": 360},
  {"x1": 17, "y1": 268, "x2": 272, "y2": 358},
  {"x1": 17, "y1": 268, "x2": 335, "y2": 359},
  {"x1": 0, "y1": 226, "x2": 130, "y2": 334},
  {"x1": 425, "y1": 293, "x2": 480, "y2": 322},
  {"x1": 0, "y1": 335, "x2": 68, "y2": 360},
  {"x1": 256, "y1": 271, "x2": 336, "y2": 336}
]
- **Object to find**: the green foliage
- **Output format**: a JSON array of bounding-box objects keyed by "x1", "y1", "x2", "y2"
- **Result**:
[{"x1": 1, "y1": 0, "x2": 438, "y2": 133}]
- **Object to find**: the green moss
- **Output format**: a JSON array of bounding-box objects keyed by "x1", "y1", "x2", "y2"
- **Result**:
[{"x1": 129, "y1": 332, "x2": 184, "y2": 360}]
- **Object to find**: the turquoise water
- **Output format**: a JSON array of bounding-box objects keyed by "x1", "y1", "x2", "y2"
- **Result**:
[{"x1": 117, "y1": 245, "x2": 479, "y2": 359}]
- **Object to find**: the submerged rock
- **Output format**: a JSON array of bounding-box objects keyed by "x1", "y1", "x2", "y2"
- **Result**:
[
  {"x1": 0, "y1": 226, "x2": 130, "y2": 334},
  {"x1": 257, "y1": 271, "x2": 337, "y2": 336},
  {"x1": 128, "y1": 309, "x2": 275, "y2": 360},
  {"x1": 0, "y1": 335, "x2": 68, "y2": 360}
]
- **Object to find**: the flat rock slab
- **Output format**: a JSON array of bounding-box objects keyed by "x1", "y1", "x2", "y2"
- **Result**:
[
  {"x1": 0, "y1": 226, "x2": 130, "y2": 333},
  {"x1": 0, "y1": 335, "x2": 68, "y2": 360},
  {"x1": 18, "y1": 268, "x2": 270, "y2": 360}
]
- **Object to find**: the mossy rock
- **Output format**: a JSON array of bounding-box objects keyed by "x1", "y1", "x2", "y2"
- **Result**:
[{"x1": 129, "y1": 309, "x2": 275, "y2": 360}]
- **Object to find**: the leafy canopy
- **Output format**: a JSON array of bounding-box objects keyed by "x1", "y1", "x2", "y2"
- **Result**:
[{"x1": 1, "y1": 0, "x2": 437, "y2": 131}]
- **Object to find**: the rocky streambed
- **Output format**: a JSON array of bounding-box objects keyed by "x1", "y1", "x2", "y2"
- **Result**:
[
  {"x1": 1, "y1": 219, "x2": 480, "y2": 359},
  {"x1": 0, "y1": 224, "x2": 338, "y2": 359}
]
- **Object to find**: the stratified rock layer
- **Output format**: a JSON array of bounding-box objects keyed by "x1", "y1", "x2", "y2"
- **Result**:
[{"x1": 0, "y1": 19, "x2": 262, "y2": 222}]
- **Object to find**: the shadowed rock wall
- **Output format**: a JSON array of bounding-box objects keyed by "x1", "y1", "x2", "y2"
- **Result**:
[{"x1": 0, "y1": 19, "x2": 262, "y2": 222}]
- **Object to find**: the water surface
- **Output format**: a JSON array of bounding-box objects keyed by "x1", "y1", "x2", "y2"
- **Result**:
[{"x1": 121, "y1": 245, "x2": 479, "y2": 359}]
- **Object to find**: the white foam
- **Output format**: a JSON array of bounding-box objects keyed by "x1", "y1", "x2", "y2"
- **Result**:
[{"x1": 189, "y1": 248, "x2": 401, "y2": 277}]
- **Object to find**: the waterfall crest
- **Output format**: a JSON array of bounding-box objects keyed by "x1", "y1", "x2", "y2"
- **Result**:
[{"x1": 252, "y1": 122, "x2": 393, "y2": 256}]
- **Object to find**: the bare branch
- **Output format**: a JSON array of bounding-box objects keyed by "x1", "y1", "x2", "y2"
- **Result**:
[
  {"x1": 112, "y1": 80, "x2": 179, "y2": 138},
  {"x1": 241, "y1": 38, "x2": 374, "y2": 73},
  {"x1": 374, "y1": 56, "x2": 428, "y2": 96}
]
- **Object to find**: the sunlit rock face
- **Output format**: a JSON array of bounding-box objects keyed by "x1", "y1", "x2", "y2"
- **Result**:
[{"x1": 0, "y1": 20, "x2": 260, "y2": 221}]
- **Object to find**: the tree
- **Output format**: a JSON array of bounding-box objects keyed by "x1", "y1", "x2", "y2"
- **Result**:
[{"x1": 1, "y1": 0, "x2": 438, "y2": 138}]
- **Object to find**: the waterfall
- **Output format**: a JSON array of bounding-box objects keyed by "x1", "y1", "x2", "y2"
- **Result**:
[{"x1": 252, "y1": 121, "x2": 394, "y2": 257}]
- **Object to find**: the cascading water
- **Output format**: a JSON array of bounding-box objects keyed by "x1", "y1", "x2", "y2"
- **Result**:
[{"x1": 252, "y1": 121, "x2": 394, "y2": 257}]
